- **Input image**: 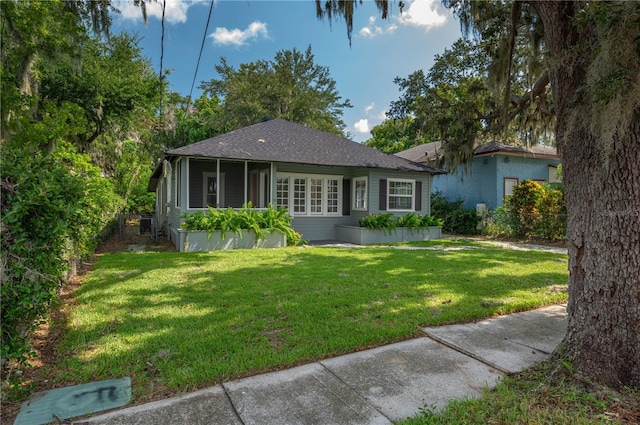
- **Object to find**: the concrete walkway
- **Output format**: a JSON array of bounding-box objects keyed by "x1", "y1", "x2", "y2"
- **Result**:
[{"x1": 74, "y1": 304, "x2": 567, "y2": 425}]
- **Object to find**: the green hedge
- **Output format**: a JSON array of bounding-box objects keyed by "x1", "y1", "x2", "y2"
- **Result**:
[{"x1": 1, "y1": 142, "x2": 124, "y2": 368}]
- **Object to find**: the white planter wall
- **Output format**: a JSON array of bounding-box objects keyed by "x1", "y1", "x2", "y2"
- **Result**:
[
  {"x1": 335, "y1": 225, "x2": 442, "y2": 245},
  {"x1": 177, "y1": 229, "x2": 286, "y2": 252}
]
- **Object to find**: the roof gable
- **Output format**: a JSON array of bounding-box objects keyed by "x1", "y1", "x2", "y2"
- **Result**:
[{"x1": 165, "y1": 119, "x2": 442, "y2": 173}]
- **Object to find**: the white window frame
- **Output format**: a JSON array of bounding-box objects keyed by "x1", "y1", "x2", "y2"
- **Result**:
[
  {"x1": 504, "y1": 177, "x2": 519, "y2": 201},
  {"x1": 276, "y1": 176, "x2": 290, "y2": 210},
  {"x1": 326, "y1": 178, "x2": 339, "y2": 214},
  {"x1": 387, "y1": 178, "x2": 415, "y2": 212},
  {"x1": 352, "y1": 177, "x2": 368, "y2": 210},
  {"x1": 276, "y1": 173, "x2": 343, "y2": 217},
  {"x1": 293, "y1": 177, "x2": 307, "y2": 215}
]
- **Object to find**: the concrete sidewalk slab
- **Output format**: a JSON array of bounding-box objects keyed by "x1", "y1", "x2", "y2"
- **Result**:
[
  {"x1": 423, "y1": 305, "x2": 567, "y2": 373},
  {"x1": 223, "y1": 363, "x2": 391, "y2": 425},
  {"x1": 77, "y1": 386, "x2": 241, "y2": 425},
  {"x1": 321, "y1": 337, "x2": 503, "y2": 421}
]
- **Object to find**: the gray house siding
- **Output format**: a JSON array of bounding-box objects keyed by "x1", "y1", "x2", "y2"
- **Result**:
[{"x1": 368, "y1": 169, "x2": 432, "y2": 218}]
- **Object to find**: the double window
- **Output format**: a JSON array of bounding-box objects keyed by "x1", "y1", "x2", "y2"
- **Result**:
[{"x1": 277, "y1": 174, "x2": 342, "y2": 216}]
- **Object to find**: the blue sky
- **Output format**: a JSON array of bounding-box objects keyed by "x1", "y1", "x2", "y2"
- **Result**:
[{"x1": 111, "y1": 0, "x2": 462, "y2": 142}]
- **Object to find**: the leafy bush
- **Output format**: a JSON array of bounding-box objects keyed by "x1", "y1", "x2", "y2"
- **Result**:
[
  {"x1": 506, "y1": 180, "x2": 545, "y2": 238},
  {"x1": 484, "y1": 181, "x2": 566, "y2": 241},
  {"x1": 482, "y1": 205, "x2": 515, "y2": 237},
  {"x1": 359, "y1": 212, "x2": 443, "y2": 231},
  {"x1": 430, "y1": 191, "x2": 480, "y2": 234},
  {"x1": 359, "y1": 213, "x2": 398, "y2": 231},
  {"x1": 181, "y1": 203, "x2": 304, "y2": 246},
  {"x1": 1, "y1": 142, "x2": 123, "y2": 368},
  {"x1": 535, "y1": 184, "x2": 566, "y2": 241}
]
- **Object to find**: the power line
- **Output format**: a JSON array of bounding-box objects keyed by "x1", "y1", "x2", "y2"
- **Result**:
[{"x1": 185, "y1": 0, "x2": 215, "y2": 115}]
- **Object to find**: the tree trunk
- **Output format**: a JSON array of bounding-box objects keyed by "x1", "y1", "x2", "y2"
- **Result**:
[{"x1": 535, "y1": 1, "x2": 640, "y2": 388}]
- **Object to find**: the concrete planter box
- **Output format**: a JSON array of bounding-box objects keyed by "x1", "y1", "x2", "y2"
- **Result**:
[
  {"x1": 402, "y1": 226, "x2": 442, "y2": 242},
  {"x1": 177, "y1": 229, "x2": 286, "y2": 252},
  {"x1": 335, "y1": 225, "x2": 442, "y2": 245}
]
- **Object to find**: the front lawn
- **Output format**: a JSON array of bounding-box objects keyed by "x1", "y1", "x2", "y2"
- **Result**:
[{"x1": 47, "y1": 241, "x2": 568, "y2": 402}]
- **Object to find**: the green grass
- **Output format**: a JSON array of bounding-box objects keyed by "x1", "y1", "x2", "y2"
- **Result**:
[
  {"x1": 49, "y1": 243, "x2": 568, "y2": 402},
  {"x1": 399, "y1": 358, "x2": 638, "y2": 425}
]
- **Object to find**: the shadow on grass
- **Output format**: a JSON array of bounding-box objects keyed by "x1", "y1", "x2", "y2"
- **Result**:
[{"x1": 53, "y1": 246, "x2": 568, "y2": 401}]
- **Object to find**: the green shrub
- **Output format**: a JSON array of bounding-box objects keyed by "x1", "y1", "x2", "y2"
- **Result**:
[
  {"x1": 430, "y1": 191, "x2": 480, "y2": 234},
  {"x1": 536, "y1": 184, "x2": 566, "y2": 241},
  {"x1": 482, "y1": 205, "x2": 515, "y2": 237},
  {"x1": 484, "y1": 181, "x2": 566, "y2": 242},
  {"x1": 359, "y1": 212, "x2": 444, "y2": 231},
  {"x1": 1, "y1": 141, "x2": 123, "y2": 368},
  {"x1": 181, "y1": 203, "x2": 304, "y2": 246},
  {"x1": 359, "y1": 213, "x2": 398, "y2": 231},
  {"x1": 506, "y1": 180, "x2": 545, "y2": 238}
]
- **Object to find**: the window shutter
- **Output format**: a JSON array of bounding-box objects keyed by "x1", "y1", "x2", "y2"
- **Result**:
[
  {"x1": 415, "y1": 181, "x2": 422, "y2": 211},
  {"x1": 342, "y1": 179, "x2": 351, "y2": 216},
  {"x1": 379, "y1": 179, "x2": 387, "y2": 211}
]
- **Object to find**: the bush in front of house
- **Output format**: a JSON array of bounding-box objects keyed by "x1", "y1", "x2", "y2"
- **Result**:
[
  {"x1": 483, "y1": 180, "x2": 566, "y2": 242},
  {"x1": 181, "y1": 203, "x2": 304, "y2": 246},
  {"x1": 358, "y1": 212, "x2": 443, "y2": 231},
  {"x1": 430, "y1": 191, "x2": 481, "y2": 235}
]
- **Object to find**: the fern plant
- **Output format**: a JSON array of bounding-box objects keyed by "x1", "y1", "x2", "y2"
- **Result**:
[{"x1": 181, "y1": 204, "x2": 304, "y2": 245}]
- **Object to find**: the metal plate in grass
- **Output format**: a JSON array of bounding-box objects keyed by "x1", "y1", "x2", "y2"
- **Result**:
[{"x1": 14, "y1": 377, "x2": 131, "y2": 425}]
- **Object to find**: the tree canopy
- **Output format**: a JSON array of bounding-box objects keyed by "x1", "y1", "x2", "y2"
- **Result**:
[
  {"x1": 365, "y1": 13, "x2": 554, "y2": 169},
  {"x1": 199, "y1": 45, "x2": 352, "y2": 136}
]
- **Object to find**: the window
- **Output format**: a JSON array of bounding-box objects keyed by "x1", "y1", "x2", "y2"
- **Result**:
[
  {"x1": 310, "y1": 178, "x2": 323, "y2": 214},
  {"x1": 504, "y1": 177, "x2": 519, "y2": 200},
  {"x1": 277, "y1": 173, "x2": 342, "y2": 216},
  {"x1": 276, "y1": 177, "x2": 289, "y2": 209},
  {"x1": 353, "y1": 177, "x2": 367, "y2": 210},
  {"x1": 327, "y1": 179, "x2": 339, "y2": 214},
  {"x1": 293, "y1": 177, "x2": 306, "y2": 214},
  {"x1": 388, "y1": 179, "x2": 415, "y2": 211}
]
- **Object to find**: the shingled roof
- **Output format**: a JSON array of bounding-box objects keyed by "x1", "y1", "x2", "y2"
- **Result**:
[
  {"x1": 162, "y1": 119, "x2": 442, "y2": 173},
  {"x1": 396, "y1": 140, "x2": 558, "y2": 164}
]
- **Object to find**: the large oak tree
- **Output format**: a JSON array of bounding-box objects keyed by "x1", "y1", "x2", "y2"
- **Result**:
[{"x1": 318, "y1": 0, "x2": 639, "y2": 389}]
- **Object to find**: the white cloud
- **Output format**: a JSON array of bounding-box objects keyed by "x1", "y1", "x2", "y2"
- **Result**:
[
  {"x1": 358, "y1": 16, "x2": 398, "y2": 38},
  {"x1": 354, "y1": 119, "x2": 370, "y2": 133},
  {"x1": 116, "y1": 0, "x2": 192, "y2": 24},
  {"x1": 209, "y1": 21, "x2": 269, "y2": 47},
  {"x1": 364, "y1": 103, "x2": 376, "y2": 114},
  {"x1": 397, "y1": 0, "x2": 448, "y2": 31}
]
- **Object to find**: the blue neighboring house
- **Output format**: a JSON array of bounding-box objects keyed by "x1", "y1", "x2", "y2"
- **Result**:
[{"x1": 396, "y1": 141, "x2": 560, "y2": 211}]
